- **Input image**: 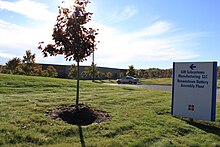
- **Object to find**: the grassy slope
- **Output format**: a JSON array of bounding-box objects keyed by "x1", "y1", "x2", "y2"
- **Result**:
[{"x1": 0, "y1": 74, "x2": 220, "y2": 146}]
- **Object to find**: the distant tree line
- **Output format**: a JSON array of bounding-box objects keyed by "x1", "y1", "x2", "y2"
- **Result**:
[
  {"x1": 1, "y1": 55, "x2": 219, "y2": 79},
  {"x1": 123, "y1": 65, "x2": 172, "y2": 79},
  {"x1": 125, "y1": 65, "x2": 220, "y2": 79},
  {"x1": 0, "y1": 51, "x2": 114, "y2": 79},
  {"x1": 0, "y1": 50, "x2": 58, "y2": 77},
  {"x1": 69, "y1": 64, "x2": 173, "y2": 80},
  {"x1": 68, "y1": 64, "x2": 114, "y2": 80}
]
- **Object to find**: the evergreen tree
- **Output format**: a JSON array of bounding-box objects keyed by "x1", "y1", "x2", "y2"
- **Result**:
[
  {"x1": 5, "y1": 57, "x2": 21, "y2": 74},
  {"x1": 126, "y1": 65, "x2": 136, "y2": 77},
  {"x1": 22, "y1": 50, "x2": 36, "y2": 75},
  {"x1": 68, "y1": 64, "x2": 77, "y2": 79}
]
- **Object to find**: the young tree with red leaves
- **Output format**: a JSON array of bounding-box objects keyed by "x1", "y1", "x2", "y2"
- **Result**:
[{"x1": 38, "y1": 0, "x2": 98, "y2": 109}]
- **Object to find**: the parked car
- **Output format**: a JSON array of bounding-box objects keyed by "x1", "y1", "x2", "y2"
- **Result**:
[{"x1": 117, "y1": 76, "x2": 139, "y2": 84}]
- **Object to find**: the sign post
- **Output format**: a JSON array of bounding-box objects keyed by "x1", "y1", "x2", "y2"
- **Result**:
[{"x1": 171, "y1": 62, "x2": 217, "y2": 121}]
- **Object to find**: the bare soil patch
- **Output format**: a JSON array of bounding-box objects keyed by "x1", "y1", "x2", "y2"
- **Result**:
[{"x1": 45, "y1": 104, "x2": 111, "y2": 126}]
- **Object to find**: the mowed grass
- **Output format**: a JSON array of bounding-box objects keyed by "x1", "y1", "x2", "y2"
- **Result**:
[
  {"x1": 139, "y1": 78, "x2": 220, "y2": 87},
  {"x1": 139, "y1": 78, "x2": 172, "y2": 85},
  {"x1": 96, "y1": 78, "x2": 220, "y2": 88},
  {"x1": 0, "y1": 74, "x2": 220, "y2": 146},
  {"x1": 140, "y1": 78, "x2": 220, "y2": 88}
]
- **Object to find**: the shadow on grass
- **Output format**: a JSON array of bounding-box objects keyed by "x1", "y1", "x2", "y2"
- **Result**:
[
  {"x1": 93, "y1": 80, "x2": 116, "y2": 84},
  {"x1": 187, "y1": 120, "x2": 220, "y2": 136},
  {"x1": 78, "y1": 126, "x2": 86, "y2": 147},
  {"x1": 122, "y1": 87, "x2": 135, "y2": 91},
  {"x1": 93, "y1": 80, "x2": 105, "y2": 84}
]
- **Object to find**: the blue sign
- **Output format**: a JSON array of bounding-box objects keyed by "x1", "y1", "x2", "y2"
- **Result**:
[{"x1": 171, "y1": 62, "x2": 217, "y2": 121}]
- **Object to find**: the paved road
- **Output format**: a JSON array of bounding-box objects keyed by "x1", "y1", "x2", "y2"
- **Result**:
[{"x1": 108, "y1": 83, "x2": 220, "y2": 102}]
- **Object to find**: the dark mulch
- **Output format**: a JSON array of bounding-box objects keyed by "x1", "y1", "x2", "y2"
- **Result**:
[{"x1": 45, "y1": 104, "x2": 111, "y2": 126}]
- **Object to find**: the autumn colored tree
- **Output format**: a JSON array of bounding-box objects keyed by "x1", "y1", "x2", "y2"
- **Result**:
[
  {"x1": 41, "y1": 70, "x2": 49, "y2": 77},
  {"x1": 32, "y1": 65, "x2": 43, "y2": 76},
  {"x1": 136, "y1": 69, "x2": 144, "y2": 78},
  {"x1": 47, "y1": 66, "x2": 58, "y2": 77},
  {"x1": 38, "y1": 0, "x2": 98, "y2": 108},
  {"x1": 106, "y1": 72, "x2": 113, "y2": 80},
  {"x1": 13, "y1": 50, "x2": 43, "y2": 76},
  {"x1": 97, "y1": 71, "x2": 106, "y2": 79}
]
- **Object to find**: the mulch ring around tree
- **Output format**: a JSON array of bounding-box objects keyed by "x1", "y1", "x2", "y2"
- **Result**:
[{"x1": 45, "y1": 104, "x2": 111, "y2": 126}]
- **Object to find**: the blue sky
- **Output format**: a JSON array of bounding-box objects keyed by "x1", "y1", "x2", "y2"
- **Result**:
[{"x1": 0, "y1": 0, "x2": 220, "y2": 69}]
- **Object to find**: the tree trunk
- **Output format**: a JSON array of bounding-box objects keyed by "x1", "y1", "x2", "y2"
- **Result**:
[
  {"x1": 92, "y1": 52, "x2": 95, "y2": 82},
  {"x1": 76, "y1": 61, "x2": 80, "y2": 109}
]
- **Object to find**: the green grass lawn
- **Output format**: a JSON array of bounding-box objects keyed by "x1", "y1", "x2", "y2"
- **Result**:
[
  {"x1": 140, "y1": 78, "x2": 220, "y2": 87},
  {"x1": 0, "y1": 74, "x2": 220, "y2": 146},
  {"x1": 139, "y1": 78, "x2": 172, "y2": 85}
]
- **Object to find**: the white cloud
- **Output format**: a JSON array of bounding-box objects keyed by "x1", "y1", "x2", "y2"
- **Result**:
[
  {"x1": 0, "y1": 0, "x2": 66, "y2": 64},
  {"x1": 0, "y1": 1, "x2": 202, "y2": 68},
  {"x1": 106, "y1": 6, "x2": 138, "y2": 23},
  {"x1": 0, "y1": 50, "x2": 15, "y2": 59},
  {"x1": 118, "y1": 6, "x2": 138, "y2": 20},
  {"x1": 119, "y1": 21, "x2": 173, "y2": 41},
  {"x1": 87, "y1": 21, "x2": 200, "y2": 68},
  {"x1": 0, "y1": 18, "x2": 201, "y2": 68},
  {"x1": 0, "y1": 19, "x2": 53, "y2": 46},
  {"x1": 0, "y1": 0, "x2": 56, "y2": 22},
  {"x1": 0, "y1": 19, "x2": 55, "y2": 64}
]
